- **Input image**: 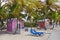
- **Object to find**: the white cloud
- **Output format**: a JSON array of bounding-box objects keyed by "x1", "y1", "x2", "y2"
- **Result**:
[
  {"x1": 1, "y1": 2, "x2": 6, "y2": 6},
  {"x1": 1, "y1": 0, "x2": 8, "y2": 7},
  {"x1": 40, "y1": 0, "x2": 45, "y2": 2}
]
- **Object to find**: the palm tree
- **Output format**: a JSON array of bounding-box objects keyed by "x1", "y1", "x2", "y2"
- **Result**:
[
  {"x1": 40, "y1": 0, "x2": 59, "y2": 20},
  {"x1": 1, "y1": 0, "x2": 60, "y2": 27},
  {"x1": 0, "y1": 0, "x2": 1, "y2": 7}
]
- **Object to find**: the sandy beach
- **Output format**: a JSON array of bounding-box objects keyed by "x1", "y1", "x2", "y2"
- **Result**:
[
  {"x1": 0, "y1": 26, "x2": 60, "y2": 40},
  {"x1": 0, "y1": 28, "x2": 54, "y2": 40}
]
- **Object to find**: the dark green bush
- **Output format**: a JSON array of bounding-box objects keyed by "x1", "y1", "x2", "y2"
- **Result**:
[{"x1": 24, "y1": 22, "x2": 38, "y2": 27}]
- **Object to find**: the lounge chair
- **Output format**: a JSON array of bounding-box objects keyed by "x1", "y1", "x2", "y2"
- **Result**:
[{"x1": 30, "y1": 29, "x2": 44, "y2": 36}]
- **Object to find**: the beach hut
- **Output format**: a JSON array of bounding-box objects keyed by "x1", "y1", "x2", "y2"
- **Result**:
[
  {"x1": 7, "y1": 18, "x2": 19, "y2": 33},
  {"x1": 38, "y1": 19, "x2": 50, "y2": 29},
  {"x1": 19, "y1": 19, "x2": 24, "y2": 29}
]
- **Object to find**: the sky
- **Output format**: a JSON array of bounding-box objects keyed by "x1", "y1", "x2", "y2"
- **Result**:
[{"x1": 1, "y1": 0, "x2": 7, "y2": 6}]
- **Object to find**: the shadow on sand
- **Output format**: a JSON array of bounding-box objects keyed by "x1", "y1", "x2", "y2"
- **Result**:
[
  {"x1": 0, "y1": 31, "x2": 11, "y2": 35},
  {"x1": 26, "y1": 34, "x2": 44, "y2": 37},
  {"x1": 0, "y1": 30, "x2": 20, "y2": 35}
]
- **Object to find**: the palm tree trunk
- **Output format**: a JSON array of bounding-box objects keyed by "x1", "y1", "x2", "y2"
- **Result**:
[{"x1": 0, "y1": 0, "x2": 1, "y2": 7}]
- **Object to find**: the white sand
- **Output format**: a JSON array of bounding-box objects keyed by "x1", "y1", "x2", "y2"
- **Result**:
[{"x1": 0, "y1": 28, "x2": 54, "y2": 40}]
